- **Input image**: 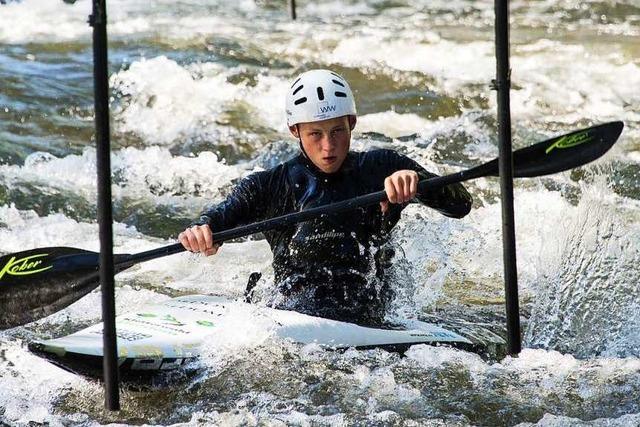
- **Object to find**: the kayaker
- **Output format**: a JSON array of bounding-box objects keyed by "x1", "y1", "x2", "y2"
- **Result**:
[{"x1": 179, "y1": 69, "x2": 472, "y2": 325}]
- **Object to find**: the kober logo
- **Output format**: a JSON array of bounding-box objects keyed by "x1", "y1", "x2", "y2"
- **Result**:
[
  {"x1": 545, "y1": 131, "x2": 591, "y2": 154},
  {"x1": 0, "y1": 254, "x2": 52, "y2": 281}
]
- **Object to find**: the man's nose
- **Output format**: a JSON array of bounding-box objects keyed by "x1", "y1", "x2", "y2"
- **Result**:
[{"x1": 321, "y1": 133, "x2": 336, "y2": 150}]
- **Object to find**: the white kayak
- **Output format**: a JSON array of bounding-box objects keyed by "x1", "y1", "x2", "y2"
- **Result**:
[{"x1": 29, "y1": 295, "x2": 498, "y2": 378}]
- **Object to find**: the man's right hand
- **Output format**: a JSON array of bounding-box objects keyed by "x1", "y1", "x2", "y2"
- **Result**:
[{"x1": 178, "y1": 224, "x2": 220, "y2": 256}]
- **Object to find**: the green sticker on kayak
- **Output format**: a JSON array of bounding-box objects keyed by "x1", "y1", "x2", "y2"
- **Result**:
[
  {"x1": 137, "y1": 312, "x2": 186, "y2": 326},
  {"x1": 197, "y1": 320, "x2": 215, "y2": 327},
  {"x1": 162, "y1": 314, "x2": 185, "y2": 326},
  {"x1": 545, "y1": 131, "x2": 592, "y2": 154}
]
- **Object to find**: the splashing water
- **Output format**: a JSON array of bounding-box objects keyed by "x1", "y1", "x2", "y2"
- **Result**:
[{"x1": 526, "y1": 174, "x2": 640, "y2": 358}]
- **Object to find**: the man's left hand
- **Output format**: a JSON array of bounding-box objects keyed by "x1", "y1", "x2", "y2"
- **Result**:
[{"x1": 380, "y1": 169, "x2": 419, "y2": 214}]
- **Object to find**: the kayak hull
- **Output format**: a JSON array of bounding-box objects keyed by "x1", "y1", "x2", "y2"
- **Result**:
[{"x1": 29, "y1": 295, "x2": 503, "y2": 379}]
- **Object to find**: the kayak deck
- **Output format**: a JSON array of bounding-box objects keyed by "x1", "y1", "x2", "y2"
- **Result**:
[{"x1": 28, "y1": 295, "x2": 505, "y2": 380}]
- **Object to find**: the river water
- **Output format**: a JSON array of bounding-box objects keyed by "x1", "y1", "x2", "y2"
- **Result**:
[{"x1": 1, "y1": 0, "x2": 639, "y2": 425}]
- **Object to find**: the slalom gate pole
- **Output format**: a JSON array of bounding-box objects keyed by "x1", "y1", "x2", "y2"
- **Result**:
[
  {"x1": 493, "y1": 0, "x2": 522, "y2": 355},
  {"x1": 289, "y1": 0, "x2": 297, "y2": 20},
  {"x1": 89, "y1": 0, "x2": 120, "y2": 409}
]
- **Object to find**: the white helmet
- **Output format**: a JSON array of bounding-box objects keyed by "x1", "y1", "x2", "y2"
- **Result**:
[{"x1": 285, "y1": 69, "x2": 357, "y2": 127}]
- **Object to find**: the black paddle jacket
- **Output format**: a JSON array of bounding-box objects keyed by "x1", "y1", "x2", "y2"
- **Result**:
[{"x1": 193, "y1": 149, "x2": 472, "y2": 324}]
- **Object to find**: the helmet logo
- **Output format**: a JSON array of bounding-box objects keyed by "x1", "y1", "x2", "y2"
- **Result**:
[{"x1": 317, "y1": 102, "x2": 337, "y2": 116}]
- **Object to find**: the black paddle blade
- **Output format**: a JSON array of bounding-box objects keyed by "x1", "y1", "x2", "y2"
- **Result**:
[
  {"x1": 511, "y1": 121, "x2": 624, "y2": 177},
  {"x1": 431, "y1": 122, "x2": 624, "y2": 185},
  {"x1": 0, "y1": 247, "x2": 131, "y2": 330}
]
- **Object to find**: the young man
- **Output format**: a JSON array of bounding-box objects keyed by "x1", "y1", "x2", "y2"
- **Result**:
[{"x1": 179, "y1": 69, "x2": 472, "y2": 325}]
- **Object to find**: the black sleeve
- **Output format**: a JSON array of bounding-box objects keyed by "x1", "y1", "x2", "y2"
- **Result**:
[
  {"x1": 191, "y1": 170, "x2": 270, "y2": 232},
  {"x1": 388, "y1": 150, "x2": 473, "y2": 219}
]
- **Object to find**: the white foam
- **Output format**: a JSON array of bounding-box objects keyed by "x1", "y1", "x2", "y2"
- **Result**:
[
  {"x1": 408, "y1": 111, "x2": 497, "y2": 162},
  {"x1": 302, "y1": 0, "x2": 376, "y2": 17},
  {"x1": 516, "y1": 412, "x2": 640, "y2": 427},
  {"x1": 407, "y1": 345, "x2": 640, "y2": 413},
  {"x1": 111, "y1": 146, "x2": 242, "y2": 202},
  {"x1": 0, "y1": 340, "x2": 88, "y2": 425},
  {"x1": 0, "y1": 0, "x2": 242, "y2": 44},
  {"x1": 0, "y1": 0, "x2": 91, "y2": 44},
  {"x1": 112, "y1": 57, "x2": 235, "y2": 145},
  {"x1": 524, "y1": 177, "x2": 640, "y2": 356},
  {"x1": 0, "y1": 204, "x2": 139, "y2": 253},
  {"x1": 385, "y1": 185, "x2": 573, "y2": 315},
  {"x1": 406, "y1": 343, "x2": 486, "y2": 372},
  {"x1": 357, "y1": 111, "x2": 431, "y2": 138},
  {"x1": 0, "y1": 145, "x2": 243, "y2": 211},
  {"x1": 125, "y1": 239, "x2": 273, "y2": 297},
  {"x1": 329, "y1": 36, "x2": 495, "y2": 93},
  {"x1": 3, "y1": 0, "x2": 636, "y2": 45},
  {"x1": 464, "y1": 187, "x2": 578, "y2": 286},
  {"x1": 195, "y1": 300, "x2": 282, "y2": 375},
  {"x1": 509, "y1": 41, "x2": 640, "y2": 123},
  {"x1": 510, "y1": 0, "x2": 640, "y2": 37},
  {"x1": 324, "y1": 34, "x2": 639, "y2": 125},
  {"x1": 111, "y1": 56, "x2": 290, "y2": 144}
]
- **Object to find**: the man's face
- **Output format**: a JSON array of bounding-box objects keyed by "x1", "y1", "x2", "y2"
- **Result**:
[{"x1": 290, "y1": 116, "x2": 355, "y2": 174}]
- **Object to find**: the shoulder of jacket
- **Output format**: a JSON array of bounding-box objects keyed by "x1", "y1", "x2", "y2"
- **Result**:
[
  {"x1": 246, "y1": 160, "x2": 290, "y2": 180},
  {"x1": 357, "y1": 148, "x2": 403, "y2": 164}
]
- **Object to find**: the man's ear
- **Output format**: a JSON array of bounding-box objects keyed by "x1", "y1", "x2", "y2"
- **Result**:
[
  {"x1": 348, "y1": 115, "x2": 357, "y2": 131},
  {"x1": 289, "y1": 125, "x2": 299, "y2": 138}
]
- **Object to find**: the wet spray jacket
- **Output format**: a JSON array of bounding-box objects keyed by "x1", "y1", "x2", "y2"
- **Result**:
[{"x1": 193, "y1": 149, "x2": 472, "y2": 323}]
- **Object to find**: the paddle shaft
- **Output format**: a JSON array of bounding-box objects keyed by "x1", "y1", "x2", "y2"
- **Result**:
[
  {"x1": 125, "y1": 119, "x2": 625, "y2": 265},
  {"x1": 124, "y1": 163, "x2": 493, "y2": 266}
]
